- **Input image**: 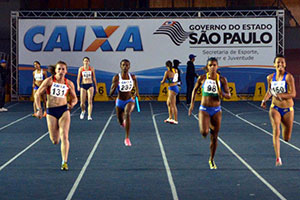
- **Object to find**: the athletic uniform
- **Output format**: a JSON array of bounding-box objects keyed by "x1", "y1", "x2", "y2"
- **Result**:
[
  {"x1": 46, "y1": 76, "x2": 70, "y2": 119},
  {"x1": 167, "y1": 69, "x2": 179, "y2": 94},
  {"x1": 270, "y1": 72, "x2": 294, "y2": 116},
  {"x1": 81, "y1": 66, "x2": 93, "y2": 90},
  {"x1": 116, "y1": 73, "x2": 135, "y2": 110},
  {"x1": 200, "y1": 73, "x2": 222, "y2": 116},
  {"x1": 33, "y1": 69, "x2": 44, "y2": 90}
]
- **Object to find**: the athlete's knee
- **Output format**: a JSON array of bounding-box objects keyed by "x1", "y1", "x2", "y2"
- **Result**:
[
  {"x1": 166, "y1": 101, "x2": 170, "y2": 106},
  {"x1": 124, "y1": 112, "x2": 131, "y2": 120},
  {"x1": 210, "y1": 134, "x2": 218, "y2": 142},
  {"x1": 200, "y1": 128, "x2": 209, "y2": 137},
  {"x1": 60, "y1": 133, "x2": 69, "y2": 142},
  {"x1": 50, "y1": 137, "x2": 60, "y2": 145}
]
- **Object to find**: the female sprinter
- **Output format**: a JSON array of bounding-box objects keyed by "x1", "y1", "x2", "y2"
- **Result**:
[
  {"x1": 161, "y1": 60, "x2": 179, "y2": 124},
  {"x1": 32, "y1": 61, "x2": 47, "y2": 117},
  {"x1": 109, "y1": 59, "x2": 139, "y2": 146},
  {"x1": 77, "y1": 57, "x2": 98, "y2": 120},
  {"x1": 188, "y1": 57, "x2": 231, "y2": 169},
  {"x1": 261, "y1": 54, "x2": 296, "y2": 166},
  {"x1": 35, "y1": 61, "x2": 78, "y2": 170}
]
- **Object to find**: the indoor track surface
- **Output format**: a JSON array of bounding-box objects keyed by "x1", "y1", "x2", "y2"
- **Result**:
[{"x1": 1, "y1": 100, "x2": 300, "y2": 200}]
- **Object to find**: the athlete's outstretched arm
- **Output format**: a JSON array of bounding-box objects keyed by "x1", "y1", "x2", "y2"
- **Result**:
[
  {"x1": 67, "y1": 80, "x2": 78, "y2": 109},
  {"x1": 76, "y1": 67, "x2": 82, "y2": 92},
  {"x1": 132, "y1": 75, "x2": 139, "y2": 98},
  {"x1": 109, "y1": 75, "x2": 119, "y2": 97},
  {"x1": 35, "y1": 77, "x2": 51, "y2": 119},
  {"x1": 220, "y1": 76, "x2": 231, "y2": 99},
  {"x1": 160, "y1": 71, "x2": 168, "y2": 84},
  {"x1": 261, "y1": 75, "x2": 273, "y2": 109},
  {"x1": 92, "y1": 67, "x2": 98, "y2": 94},
  {"x1": 189, "y1": 75, "x2": 204, "y2": 116}
]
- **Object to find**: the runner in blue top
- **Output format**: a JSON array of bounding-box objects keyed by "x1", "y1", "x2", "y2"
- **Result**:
[
  {"x1": 109, "y1": 59, "x2": 139, "y2": 147},
  {"x1": 188, "y1": 57, "x2": 231, "y2": 169},
  {"x1": 261, "y1": 54, "x2": 296, "y2": 166},
  {"x1": 161, "y1": 60, "x2": 179, "y2": 124}
]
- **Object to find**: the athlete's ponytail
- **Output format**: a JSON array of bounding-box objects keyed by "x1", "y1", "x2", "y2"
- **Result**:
[
  {"x1": 48, "y1": 65, "x2": 56, "y2": 75},
  {"x1": 166, "y1": 60, "x2": 172, "y2": 70}
]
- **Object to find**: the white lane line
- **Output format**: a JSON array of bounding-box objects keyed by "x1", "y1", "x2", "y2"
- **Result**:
[
  {"x1": 182, "y1": 103, "x2": 286, "y2": 200},
  {"x1": 0, "y1": 106, "x2": 80, "y2": 172},
  {"x1": 0, "y1": 114, "x2": 32, "y2": 132},
  {"x1": 219, "y1": 138, "x2": 286, "y2": 200},
  {"x1": 0, "y1": 132, "x2": 49, "y2": 172},
  {"x1": 247, "y1": 102, "x2": 300, "y2": 126},
  {"x1": 0, "y1": 103, "x2": 38, "y2": 131},
  {"x1": 222, "y1": 106, "x2": 300, "y2": 152},
  {"x1": 149, "y1": 103, "x2": 179, "y2": 200},
  {"x1": 66, "y1": 109, "x2": 114, "y2": 200}
]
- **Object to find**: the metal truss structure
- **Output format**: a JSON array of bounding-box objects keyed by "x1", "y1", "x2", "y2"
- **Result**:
[{"x1": 11, "y1": 9, "x2": 284, "y2": 100}]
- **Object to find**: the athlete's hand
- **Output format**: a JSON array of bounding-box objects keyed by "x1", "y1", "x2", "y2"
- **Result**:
[
  {"x1": 67, "y1": 103, "x2": 74, "y2": 111},
  {"x1": 260, "y1": 100, "x2": 266, "y2": 109},
  {"x1": 276, "y1": 94, "x2": 283, "y2": 101},
  {"x1": 37, "y1": 110, "x2": 43, "y2": 119},
  {"x1": 188, "y1": 104, "x2": 194, "y2": 116},
  {"x1": 77, "y1": 86, "x2": 80, "y2": 92}
]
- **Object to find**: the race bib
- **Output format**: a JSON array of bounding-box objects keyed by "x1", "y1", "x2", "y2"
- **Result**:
[
  {"x1": 203, "y1": 79, "x2": 218, "y2": 94},
  {"x1": 271, "y1": 81, "x2": 286, "y2": 94},
  {"x1": 50, "y1": 83, "x2": 68, "y2": 98},
  {"x1": 34, "y1": 73, "x2": 43, "y2": 81},
  {"x1": 82, "y1": 71, "x2": 92, "y2": 79},
  {"x1": 119, "y1": 80, "x2": 133, "y2": 92},
  {"x1": 173, "y1": 73, "x2": 178, "y2": 82}
]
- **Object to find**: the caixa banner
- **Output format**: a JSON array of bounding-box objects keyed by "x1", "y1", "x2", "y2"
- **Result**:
[{"x1": 18, "y1": 18, "x2": 276, "y2": 95}]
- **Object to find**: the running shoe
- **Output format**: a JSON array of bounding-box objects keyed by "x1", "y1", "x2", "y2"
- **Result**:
[
  {"x1": 172, "y1": 120, "x2": 178, "y2": 125},
  {"x1": 0, "y1": 107, "x2": 8, "y2": 112},
  {"x1": 209, "y1": 159, "x2": 217, "y2": 169},
  {"x1": 88, "y1": 116, "x2": 92, "y2": 121},
  {"x1": 32, "y1": 113, "x2": 37, "y2": 117},
  {"x1": 124, "y1": 138, "x2": 132, "y2": 146},
  {"x1": 275, "y1": 157, "x2": 282, "y2": 166},
  {"x1": 61, "y1": 162, "x2": 69, "y2": 171},
  {"x1": 80, "y1": 111, "x2": 85, "y2": 119},
  {"x1": 164, "y1": 118, "x2": 172, "y2": 123}
]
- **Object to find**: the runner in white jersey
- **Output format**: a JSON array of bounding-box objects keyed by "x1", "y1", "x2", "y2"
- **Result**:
[
  {"x1": 261, "y1": 54, "x2": 296, "y2": 166},
  {"x1": 77, "y1": 57, "x2": 98, "y2": 120},
  {"x1": 189, "y1": 57, "x2": 231, "y2": 169},
  {"x1": 109, "y1": 59, "x2": 139, "y2": 146},
  {"x1": 35, "y1": 61, "x2": 78, "y2": 171},
  {"x1": 32, "y1": 61, "x2": 47, "y2": 117}
]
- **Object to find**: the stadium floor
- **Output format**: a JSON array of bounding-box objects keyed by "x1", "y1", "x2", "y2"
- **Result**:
[{"x1": 1, "y1": 100, "x2": 300, "y2": 200}]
